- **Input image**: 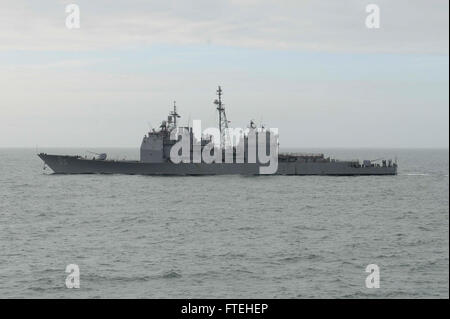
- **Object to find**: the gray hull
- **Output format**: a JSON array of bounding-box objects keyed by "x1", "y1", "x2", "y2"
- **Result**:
[{"x1": 39, "y1": 154, "x2": 397, "y2": 176}]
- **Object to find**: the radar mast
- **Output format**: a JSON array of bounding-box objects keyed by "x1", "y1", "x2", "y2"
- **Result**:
[
  {"x1": 170, "y1": 101, "x2": 180, "y2": 127},
  {"x1": 214, "y1": 86, "x2": 230, "y2": 148}
]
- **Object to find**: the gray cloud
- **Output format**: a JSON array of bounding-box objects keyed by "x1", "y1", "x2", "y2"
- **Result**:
[{"x1": 0, "y1": 0, "x2": 448, "y2": 53}]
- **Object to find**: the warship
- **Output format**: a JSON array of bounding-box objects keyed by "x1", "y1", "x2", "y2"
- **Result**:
[{"x1": 38, "y1": 86, "x2": 397, "y2": 176}]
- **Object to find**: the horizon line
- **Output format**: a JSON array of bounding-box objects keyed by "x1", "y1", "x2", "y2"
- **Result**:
[{"x1": 1, "y1": 146, "x2": 448, "y2": 150}]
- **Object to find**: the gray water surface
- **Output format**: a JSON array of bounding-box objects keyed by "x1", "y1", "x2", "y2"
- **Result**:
[{"x1": 0, "y1": 148, "x2": 448, "y2": 298}]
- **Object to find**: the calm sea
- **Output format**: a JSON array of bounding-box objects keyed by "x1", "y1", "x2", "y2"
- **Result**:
[{"x1": 0, "y1": 148, "x2": 448, "y2": 298}]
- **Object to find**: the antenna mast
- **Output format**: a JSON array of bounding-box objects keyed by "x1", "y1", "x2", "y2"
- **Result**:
[
  {"x1": 170, "y1": 101, "x2": 180, "y2": 127},
  {"x1": 214, "y1": 86, "x2": 229, "y2": 148}
]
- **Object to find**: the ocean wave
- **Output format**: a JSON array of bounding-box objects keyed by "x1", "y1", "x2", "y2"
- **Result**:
[
  {"x1": 217, "y1": 252, "x2": 247, "y2": 258},
  {"x1": 279, "y1": 254, "x2": 323, "y2": 263},
  {"x1": 237, "y1": 226, "x2": 255, "y2": 231},
  {"x1": 82, "y1": 273, "x2": 151, "y2": 283},
  {"x1": 293, "y1": 225, "x2": 326, "y2": 231},
  {"x1": 161, "y1": 270, "x2": 182, "y2": 279}
]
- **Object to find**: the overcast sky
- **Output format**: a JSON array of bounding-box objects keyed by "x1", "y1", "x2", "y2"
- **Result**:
[{"x1": 0, "y1": 0, "x2": 448, "y2": 148}]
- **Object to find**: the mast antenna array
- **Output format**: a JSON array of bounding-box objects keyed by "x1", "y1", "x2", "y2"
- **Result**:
[
  {"x1": 170, "y1": 100, "x2": 181, "y2": 127},
  {"x1": 214, "y1": 86, "x2": 230, "y2": 148}
]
